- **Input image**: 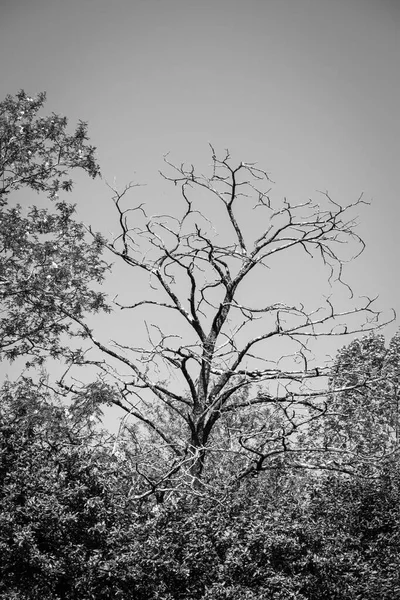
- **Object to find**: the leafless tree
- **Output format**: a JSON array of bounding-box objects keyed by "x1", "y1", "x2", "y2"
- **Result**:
[{"x1": 58, "y1": 147, "x2": 392, "y2": 499}]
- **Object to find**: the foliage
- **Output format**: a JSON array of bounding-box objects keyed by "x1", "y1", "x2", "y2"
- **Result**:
[
  {"x1": 112, "y1": 464, "x2": 399, "y2": 600},
  {"x1": 0, "y1": 91, "x2": 109, "y2": 365},
  {"x1": 0, "y1": 90, "x2": 99, "y2": 203},
  {"x1": 301, "y1": 465, "x2": 400, "y2": 599},
  {"x1": 310, "y1": 331, "x2": 400, "y2": 472},
  {"x1": 1, "y1": 373, "x2": 399, "y2": 599},
  {"x1": 0, "y1": 381, "x2": 400, "y2": 600},
  {"x1": 0, "y1": 378, "x2": 132, "y2": 599}
]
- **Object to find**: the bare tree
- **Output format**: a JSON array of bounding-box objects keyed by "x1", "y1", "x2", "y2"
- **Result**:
[{"x1": 57, "y1": 147, "x2": 392, "y2": 498}]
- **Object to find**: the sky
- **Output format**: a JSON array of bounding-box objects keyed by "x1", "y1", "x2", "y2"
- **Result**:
[{"x1": 0, "y1": 0, "x2": 399, "y2": 408}]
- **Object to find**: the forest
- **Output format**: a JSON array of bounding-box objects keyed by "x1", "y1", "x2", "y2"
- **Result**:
[{"x1": 1, "y1": 91, "x2": 399, "y2": 599}]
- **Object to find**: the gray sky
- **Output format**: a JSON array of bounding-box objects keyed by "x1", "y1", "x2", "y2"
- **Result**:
[{"x1": 0, "y1": 0, "x2": 399, "y2": 392}]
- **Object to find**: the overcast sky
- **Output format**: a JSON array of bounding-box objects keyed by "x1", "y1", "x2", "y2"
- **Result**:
[{"x1": 0, "y1": 0, "x2": 399, "y2": 394}]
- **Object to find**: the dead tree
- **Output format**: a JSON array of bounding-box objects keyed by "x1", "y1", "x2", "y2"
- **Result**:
[{"x1": 59, "y1": 147, "x2": 391, "y2": 498}]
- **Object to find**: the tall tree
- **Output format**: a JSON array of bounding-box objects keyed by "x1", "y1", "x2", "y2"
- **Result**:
[{"x1": 55, "y1": 148, "x2": 391, "y2": 495}]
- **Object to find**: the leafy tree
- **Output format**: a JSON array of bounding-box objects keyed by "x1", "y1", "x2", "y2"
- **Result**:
[
  {"x1": 0, "y1": 91, "x2": 108, "y2": 365},
  {"x1": 0, "y1": 377, "x2": 138, "y2": 599},
  {"x1": 310, "y1": 331, "x2": 400, "y2": 472},
  {"x1": 0, "y1": 90, "x2": 99, "y2": 203}
]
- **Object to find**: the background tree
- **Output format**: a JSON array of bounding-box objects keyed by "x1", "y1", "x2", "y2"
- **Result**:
[
  {"x1": 0, "y1": 90, "x2": 99, "y2": 203},
  {"x1": 0, "y1": 91, "x2": 108, "y2": 365},
  {"x1": 309, "y1": 331, "x2": 400, "y2": 473}
]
